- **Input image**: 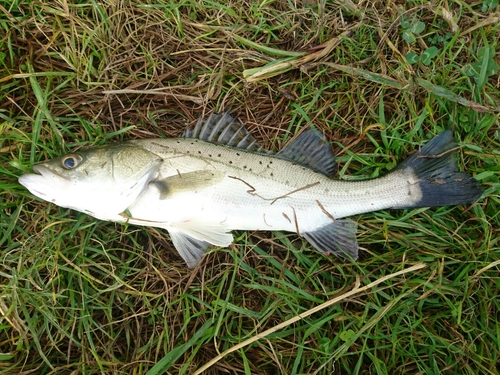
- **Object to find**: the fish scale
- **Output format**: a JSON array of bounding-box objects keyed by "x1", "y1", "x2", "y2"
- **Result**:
[{"x1": 18, "y1": 111, "x2": 483, "y2": 268}]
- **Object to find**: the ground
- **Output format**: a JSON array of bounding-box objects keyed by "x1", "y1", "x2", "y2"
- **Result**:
[{"x1": 0, "y1": 0, "x2": 499, "y2": 374}]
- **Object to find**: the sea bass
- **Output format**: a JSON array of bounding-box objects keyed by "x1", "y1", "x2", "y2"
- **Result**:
[{"x1": 19, "y1": 112, "x2": 483, "y2": 267}]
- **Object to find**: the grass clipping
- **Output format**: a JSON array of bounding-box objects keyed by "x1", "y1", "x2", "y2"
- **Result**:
[{"x1": 194, "y1": 263, "x2": 426, "y2": 374}]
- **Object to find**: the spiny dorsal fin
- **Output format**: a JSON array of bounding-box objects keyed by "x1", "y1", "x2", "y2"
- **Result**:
[
  {"x1": 181, "y1": 111, "x2": 262, "y2": 151},
  {"x1": 277, "y1": 129, "x2": 336, "y2": 177}
]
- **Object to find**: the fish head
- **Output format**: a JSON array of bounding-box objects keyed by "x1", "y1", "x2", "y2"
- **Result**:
[{"x1": 18, "y1": 143, "x2": 163, "y2": 220}]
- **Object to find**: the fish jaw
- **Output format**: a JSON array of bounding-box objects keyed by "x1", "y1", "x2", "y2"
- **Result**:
[{"x1": 19, "y1": 165, "x2": 73, "y2": 205}]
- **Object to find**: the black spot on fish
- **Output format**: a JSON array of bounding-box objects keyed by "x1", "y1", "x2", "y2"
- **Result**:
[{"x1": 229, "y1": 161, "x2": 233, "y2": 164}]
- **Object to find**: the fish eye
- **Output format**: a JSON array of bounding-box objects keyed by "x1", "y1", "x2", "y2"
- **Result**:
[{"x1": 61, "y1": 154, "x2": 83, "y2": 169}]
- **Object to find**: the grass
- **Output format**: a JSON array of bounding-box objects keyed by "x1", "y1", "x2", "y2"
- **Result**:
[{"x1": 1, "y1": 0, "x2": 499, "y2": 374}]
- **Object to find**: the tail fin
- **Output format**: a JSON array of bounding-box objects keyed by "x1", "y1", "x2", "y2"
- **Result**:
[{"x1": 397, "y1": 130, "x2": 482, "y2": 208}]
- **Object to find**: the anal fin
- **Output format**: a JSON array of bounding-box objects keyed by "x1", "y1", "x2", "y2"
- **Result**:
[{"x1": 303, "y1": 219, "x2": 359, "y2": 260}]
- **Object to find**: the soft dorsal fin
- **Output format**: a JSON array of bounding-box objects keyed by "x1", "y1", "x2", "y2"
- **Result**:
[
  {"x1": 181, "y1": 111, "x2": 262, "y2": 151},
  {"x1": 277, "y1": 129, "x2": 336, "y2": 177}
]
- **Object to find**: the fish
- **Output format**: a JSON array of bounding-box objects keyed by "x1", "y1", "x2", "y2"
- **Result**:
[{"x1": 18, "y1": 111, "x2": 483, "y2": 267}]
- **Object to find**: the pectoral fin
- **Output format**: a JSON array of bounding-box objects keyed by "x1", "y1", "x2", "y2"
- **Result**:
[
  {"x1": 152, "y1": 170, "x2": 225, "y2": 199},
  {"x1": 303, "y1": 219, "x2": 359, "y2": 260}
]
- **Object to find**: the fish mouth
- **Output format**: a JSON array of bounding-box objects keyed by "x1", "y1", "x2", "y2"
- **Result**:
[
  {"x1": 19, "y1": 165, "x2": 72, "y2": 200},
  {"x1": 32, "y1": 164, "x2": 57, "y2": 176}
]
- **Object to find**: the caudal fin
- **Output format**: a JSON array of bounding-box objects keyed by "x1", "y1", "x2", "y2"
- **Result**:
[{"x1": 396, "y1": 130, "x2": 482, "y2": 208}]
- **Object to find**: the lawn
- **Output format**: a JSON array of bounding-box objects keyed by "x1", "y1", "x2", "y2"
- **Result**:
[{"x1": 0, "y1": 0, "x2": 499, "y2": 374}]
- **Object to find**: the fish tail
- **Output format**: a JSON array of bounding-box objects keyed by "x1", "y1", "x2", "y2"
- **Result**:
[
  {"x1": 395, "y1": 130, "x2": 482, "y2": 208},
  {"x1": 302, "y1": 131, "x2": 482, "y2": 262}
]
